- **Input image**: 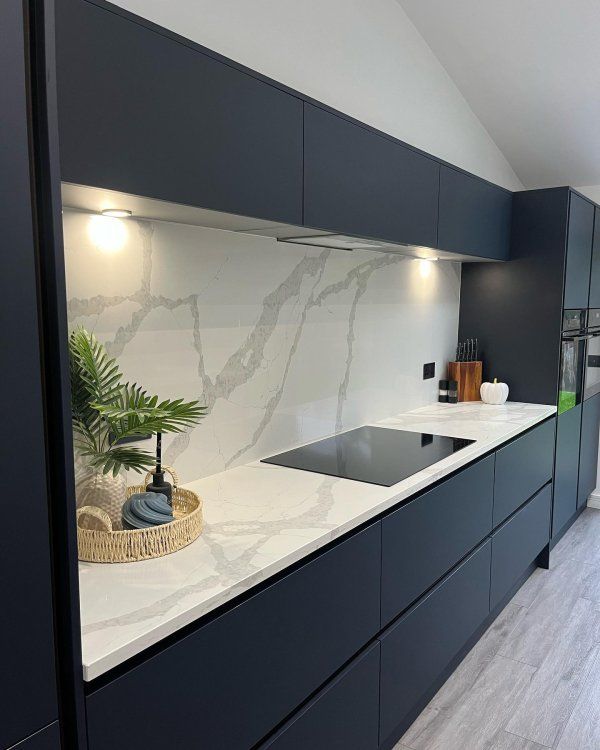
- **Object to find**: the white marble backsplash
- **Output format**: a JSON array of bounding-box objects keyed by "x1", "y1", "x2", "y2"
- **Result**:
[{"x1": 63, "y1": 209, "x2": 460, "y2": 483}]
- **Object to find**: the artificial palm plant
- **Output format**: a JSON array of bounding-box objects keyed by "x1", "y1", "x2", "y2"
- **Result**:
[{"x1": 69, "y1": 327, "x2": 205, "y2": 477}]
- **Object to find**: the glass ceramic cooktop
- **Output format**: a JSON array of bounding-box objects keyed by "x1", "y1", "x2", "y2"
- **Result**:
[{"x1": 261, "y1": 425, "x2": 475, "y2": 486}]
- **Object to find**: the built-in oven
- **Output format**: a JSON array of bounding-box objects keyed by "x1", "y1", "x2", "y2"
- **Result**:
[
  {"x1": 559, "y1": 309, "x2": 588, "y2": 414},
  {"x1": 584, "y1": 309, "x2": 600, "y2": 401}
]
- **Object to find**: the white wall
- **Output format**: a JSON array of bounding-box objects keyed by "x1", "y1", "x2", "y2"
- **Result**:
[
  {"x1": 111, "y1": 0, "x2": 522, "y2": 192},
  {"x1": 576, "y1": 185, "x2": 600, "y2": 204}
]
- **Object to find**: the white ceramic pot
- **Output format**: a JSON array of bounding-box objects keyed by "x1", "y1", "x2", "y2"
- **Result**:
[{"x1": 74, "y1": 456, "x2": 127, "y2": 528}]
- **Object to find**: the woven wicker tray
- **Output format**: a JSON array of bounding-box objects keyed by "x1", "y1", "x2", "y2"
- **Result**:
[{"x1": 76, "y1": 467, "x2": 203, "y2": 563}]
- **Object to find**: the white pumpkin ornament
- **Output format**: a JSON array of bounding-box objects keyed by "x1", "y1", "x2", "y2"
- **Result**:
[{"x1": 480, "y1": 378, "x2": 509, "y2": 405}]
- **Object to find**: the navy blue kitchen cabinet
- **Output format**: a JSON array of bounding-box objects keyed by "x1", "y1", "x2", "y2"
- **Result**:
[
  {"x1": 493, "y1": 419, "x2": 555, "y2": 526},
  {"x1": 379, "y1": 541, "x2": 492, "y2": 749},
  {"x1": 589, "y1": 207, "x2": 600, "y2": 308},
  {"x1": 437, "y1": 165, "x2": 512, "y2": 260},
  {"x1": 9, "y1": 723, "x2": 61, "y2": 750},
  {"x1": 86, "y1": 523, "x2": 381, "y2": 750},
  {"x1": 56, "y1": 0, "x2": 303, "y2": 225},
  {"x1": 303, "y1": 103, "x2": 440, "y2": 248},
  {"x1": 260, "y1": 644, "x2": 380, "y2": 750},
  {"x1": 564, "y1": 193, "x2": 595, "y2": 309},
  {"x1": 1, "y1": 0, "x2": 59, "y2": 747},
  {"x1": 578, "y1": 393, "x2": 600, "y2": 508},
  {"x1": 490, "y1": 485, "x2": 552, "y2": 610},
  {"x1": 381, "y1": 454, "x2": 494, "y2": 626},
  {"x1": 553, "y1": 405, "x2": 583, "y2": 537}
]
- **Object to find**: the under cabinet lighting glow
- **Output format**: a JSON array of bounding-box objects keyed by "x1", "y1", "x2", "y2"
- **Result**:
[
  {"x1": 417, "y1": 259, "x2": 436, "y2": 278},
  {"x1": 88, "y1": 214, "x2": 128, "y2": 253},
  {"x1": 101, "y1": 208, "x2": 132, "y2": 218}
]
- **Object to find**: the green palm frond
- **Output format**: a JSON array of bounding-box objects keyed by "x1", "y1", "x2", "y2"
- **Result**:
[
  {"x1": 68, "y1": 328, "x2": 206, "y2": 475},
  {"x1": 69, "y1": 327, "x2": 123, "y2": 407},
  {"x1": 78, "y1": 444, "x2": 156, "y2": 476},
  {"x1": 94, "y1": 384, "x2": 206, "y2": 440}
]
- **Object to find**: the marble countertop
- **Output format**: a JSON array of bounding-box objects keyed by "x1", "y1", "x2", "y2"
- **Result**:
[{"x1": 79, "y1": 401, "x2": 556, "y2": 680}]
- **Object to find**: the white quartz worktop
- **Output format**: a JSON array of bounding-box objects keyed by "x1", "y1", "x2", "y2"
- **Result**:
[{"x1": 79, "y1": 401, "x2": 556, "y2": 680}]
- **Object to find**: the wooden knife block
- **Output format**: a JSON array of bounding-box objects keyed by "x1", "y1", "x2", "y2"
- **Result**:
[{"x1": 448, "y1": 361, "x2": 483, "y2": 402}]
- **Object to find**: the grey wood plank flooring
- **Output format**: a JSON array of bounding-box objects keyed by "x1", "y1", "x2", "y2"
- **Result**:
[{"x1": 396, "y1": 508, "x2": 600, "y2": 750}]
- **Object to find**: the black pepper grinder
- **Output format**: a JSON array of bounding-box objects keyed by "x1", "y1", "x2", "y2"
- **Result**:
[{"x1": 146, "y1": 432, "x2": 173, "y2": 505}]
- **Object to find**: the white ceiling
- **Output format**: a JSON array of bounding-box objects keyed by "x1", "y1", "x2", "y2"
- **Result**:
[{"x1": 398, "y1": 0, "x2": 600, "y2": 190}]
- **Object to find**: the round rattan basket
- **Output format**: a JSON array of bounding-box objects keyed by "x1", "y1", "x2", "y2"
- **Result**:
[{"x1": 76, "y1": 467, "x2": 203, "y2": 563}]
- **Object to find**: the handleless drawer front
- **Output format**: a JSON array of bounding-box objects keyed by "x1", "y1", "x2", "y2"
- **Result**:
[
  {"x1": 86, "y1": 523, "x2": 381, "y2": 750},
  {"x1": 379, "y1": 541, "x2": 491, "y2": 746},
  {"x1": 382, "y1": 455, "x2": 494, "y2": 626},
  {"x1": 11, "y1": 723, "x2": 61, "y2": 750},
  {"x1": 490, "y1": 484, "x2": 551, "y2": 610},
  {"x1": 493, "y1": 419, "x2": 555, "y2": 526},
  {"x1": 260, "y1": 643, "x2": 380, "y2": 750}
]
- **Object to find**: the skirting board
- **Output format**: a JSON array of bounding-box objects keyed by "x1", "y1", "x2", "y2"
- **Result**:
[{"x1": 588, "y1": 489, "x2": 600, "y2": 509}]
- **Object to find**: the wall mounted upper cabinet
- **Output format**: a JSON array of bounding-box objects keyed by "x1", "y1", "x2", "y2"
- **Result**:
[
  {"x1": 563, "y1": 193, "x2": 594, "y2": 309},
  {"x1": 438, "y1": 166, "x2": 511, "y2": 260},
  {"x1": 303, "y1": 104, "x2": 440, "y2": 248},
  {"x1": 55, "y1": 0, "x2": 303, "y2": 224},
  {"x1": 588, "y1": 207, "x2": 600, "y2": 308}
]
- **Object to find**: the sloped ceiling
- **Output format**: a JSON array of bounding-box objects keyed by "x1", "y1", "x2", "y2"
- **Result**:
[{"x1": 398, "y1": 0, "x2": 600, "y2": 190}]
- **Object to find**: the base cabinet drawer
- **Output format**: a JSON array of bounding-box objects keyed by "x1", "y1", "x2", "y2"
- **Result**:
[
  {"x1": 490, "y1": 484, "x2": 551, "y2": 610},
  {"x1": 382, "y1": 455, "x2": 494, "y2": 625},
  {"x1": 379, "y1": 541, "x2": 491, "y2": 747},
  {"x1": 494, "y1": 419, "x2": 555, "y2": 526},
  {"x1": 86, "y1": 523, "x2": 381, "y2": 750},
  {"x1": 10, "y1": 723, "x2": 60, "y2": 750},
  {"x1": 260, "y1": 643, "x2": 380, "y2": 750}
]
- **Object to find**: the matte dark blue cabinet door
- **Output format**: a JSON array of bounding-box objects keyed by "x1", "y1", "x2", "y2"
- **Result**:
[
  {"x1": 493, "y1": 419, "x2": 555, "y2": 526},
  {"x1": 578, "y1": 393, "x2": 600, "y2": 508},
  {"x1": 563, "y1": 193, "x2": 594, "y2": 309},
  {"x1": 1, "y1": 1, "x2": 58, "y2": 747},
  {"x1": 56, "y1": 0, "x2": 303, "y2": 224},
  {"x1": 10, "y1": 723, "x2": 61, "y2": 750},
  {"x1": 260, "y1": 644, "x2": 380, "y2": 750},
  {"x1": 437, "y1": 165, "x2": 512, "y2": 260},
  {"x1": 379, "y1": 541, "x2": 491, "y2": 747},
  {"x1": 303, "y1": 103, "x2": 439, "y2": 248},
  {"x1": 86, "y1": 523, "x2": 381, "y2": 750},
  {"x1": 381, "y1": 454, "x2": 494, "y2": 626},
  {"x1": 589, "y1": 207, "x2": 600, "y2": 308},
  {"x1": 553, "y1": 405, "x2": 583, "y2": 537},
  {"x1": 490, "y1": 485, "x2": 551, "y2": 610}
]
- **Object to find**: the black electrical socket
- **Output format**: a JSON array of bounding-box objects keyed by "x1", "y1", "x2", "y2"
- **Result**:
[{"x1": 423, "y1": 362, "x2": 435, "y2": 380}]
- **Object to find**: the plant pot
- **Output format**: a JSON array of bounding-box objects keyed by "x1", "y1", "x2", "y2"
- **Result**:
[{"x1": 75, "y1": 459, "x2": 127, "y2": 529}]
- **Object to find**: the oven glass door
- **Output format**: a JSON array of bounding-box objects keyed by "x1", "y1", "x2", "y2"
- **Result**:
[
  {"x1": 559, "y1": 334, "x2": 586, "y2": 414},
  {"x1": 584, "y1": 330, "x2": 600, "y2": 400}
]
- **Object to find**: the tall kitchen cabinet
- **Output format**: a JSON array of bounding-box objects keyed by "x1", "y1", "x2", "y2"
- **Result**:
[
  {"x1": 2, "y1": 0, "x2": 86, "y2": 748},
  {"x1": 459, "y1": 187, "x2": 599, "y2": 542},
  {"x1": 1, "y1": 0, "x2": 59, "y2": 746}
]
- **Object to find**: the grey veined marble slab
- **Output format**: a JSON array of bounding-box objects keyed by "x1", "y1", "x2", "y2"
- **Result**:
[{"x1": 79, "y1": 401, "x2": 556, "y2": 680}]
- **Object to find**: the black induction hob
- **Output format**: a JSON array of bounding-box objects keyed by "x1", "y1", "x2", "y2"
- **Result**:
[{"x1": 261, "y1": 425, "x2": 475, "y2": 487}]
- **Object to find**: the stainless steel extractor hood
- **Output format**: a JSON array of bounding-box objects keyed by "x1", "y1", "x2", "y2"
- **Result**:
[{"x1": 60, "y1": 182, "x2": 492, "y2": 262}]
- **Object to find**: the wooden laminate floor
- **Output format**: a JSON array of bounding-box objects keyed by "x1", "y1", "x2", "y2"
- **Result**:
[{"x1": 395, "y1": 507, "x2": 600, "y2": 750}]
